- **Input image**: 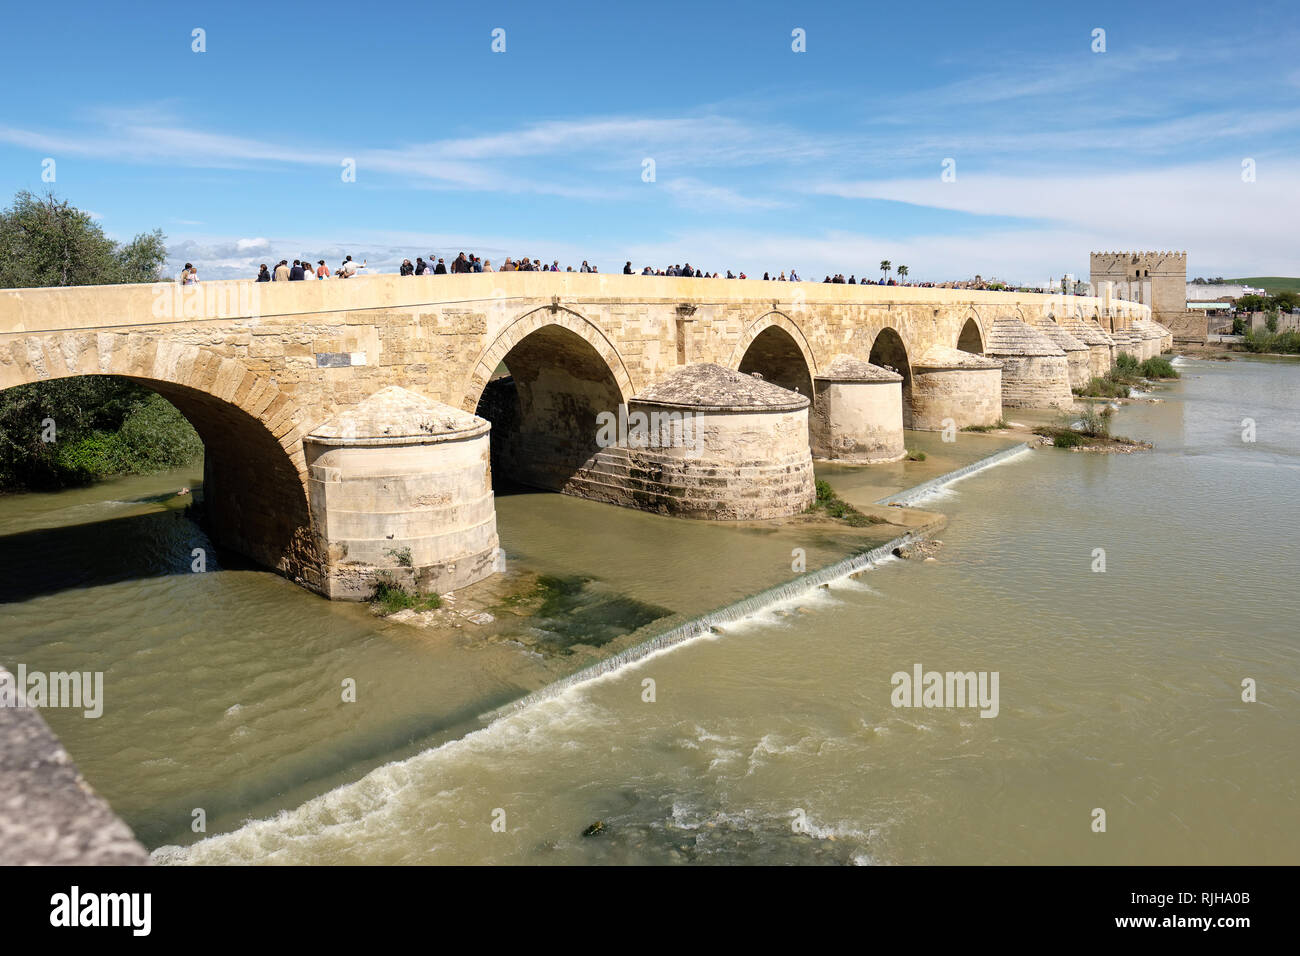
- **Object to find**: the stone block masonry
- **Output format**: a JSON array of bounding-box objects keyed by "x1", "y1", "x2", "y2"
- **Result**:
[{"x1": 0, "y1": 273, "x2": 1148, "y2": 598}]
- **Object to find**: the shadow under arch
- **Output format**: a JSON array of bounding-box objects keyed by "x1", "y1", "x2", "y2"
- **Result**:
[
  {"x1": 728, "y1": 311, "x2": 818, "y2": 388},
  {"x1": 469, "y1": 322, "x2": 627, "y2": 494},
  {"x1": 735, "y1": 324, "x2": 814, "y2": 399},
  {"x1": 0, "y1": 333, "x2": 316, "y2": 590},
  {"x1": 957, "y1": 313, "x2": 985, "y2": 354},
  {"x1": 869, "y1": 327, "x2": 914, "y2": 428},
  {"x1": 463, "y1": 305, "x2": 634, "y2": 412}
]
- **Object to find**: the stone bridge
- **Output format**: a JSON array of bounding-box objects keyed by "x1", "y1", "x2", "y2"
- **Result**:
[{"x1": 0, "y1": 273, "x2": 1156, "y2": 600}]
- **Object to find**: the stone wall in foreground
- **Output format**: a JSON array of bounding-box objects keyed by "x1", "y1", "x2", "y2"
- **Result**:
[{"x1": 0, "y1": 667, "x2": 148, "y2": 865}]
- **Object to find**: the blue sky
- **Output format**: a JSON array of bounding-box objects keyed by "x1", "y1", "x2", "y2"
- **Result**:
[{"x1": 2, "y1": 0, "x2": 1297, "y2": 283}]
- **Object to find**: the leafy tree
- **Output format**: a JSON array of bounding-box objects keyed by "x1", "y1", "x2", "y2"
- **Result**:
[
  {"x1": 1270, "y1": 290, "x2": 1298, "y2": 312},
  {"x1": 0, "y1": 190, "x2": 196, "y2": 491},
  {"x1": 0, "y1": 191, "x2": 166, "y2": 288}
]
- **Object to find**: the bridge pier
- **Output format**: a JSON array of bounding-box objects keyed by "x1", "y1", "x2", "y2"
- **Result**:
[
  {"x1": 570, "y1": 363, "x2": 816, "y2": 520},
  {"x1": 1030, "y1": 317, "x2": 1092, "y2": 390},
  {"x1": 809, "y1": 356, "x2": 904, "y2": 462},
  {"x1": 908, "y1": 346, "x2": 1003, "y2": 430},
  {"x1": 986, "y1": 315, "x2": 1074, "y2": 409},
  {"x1": 304, "y1": 386, "x2": 500, "y2": 601}
]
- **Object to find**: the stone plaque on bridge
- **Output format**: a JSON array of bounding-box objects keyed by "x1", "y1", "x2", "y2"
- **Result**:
[{"x1": 316, "y1": 352, "x2": 352, "y2": 368}]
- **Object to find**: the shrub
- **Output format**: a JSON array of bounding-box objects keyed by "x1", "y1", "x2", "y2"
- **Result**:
[
  {"x1": 1231, "y1": 316, "x2": 1246, "y2": 335},
  {"x1": 371, "y1": 579, "x2": 441, "y2": 615},
  {"x1": 905, "y1": 449, "x2": 926, "y2": 461},
  {"x1": 1241, "y1": 329, "x2": 1300, "y2": 354},
  {"x1": 960, "y1": 418, "x2": 1009, "y2": 432},
  {"x1": 1075, "y1": 376, "x2": 1130, "y2": 399},
  {"x1": 1052, "y1": 430, "x2": 1083, "y2": 448},
  {"x1": 807, "y1": 481, "x2": 886, "y2": 526},
  {"x1": 1077, "y1": 405, "x2": 1113, "y2": 438},
  {"x1": 1115, "y1": 352, "x2": 1139, "y2": 371},
  {"x1": 1139, "y1": 357, "x2": 1179, "y2": 379}
]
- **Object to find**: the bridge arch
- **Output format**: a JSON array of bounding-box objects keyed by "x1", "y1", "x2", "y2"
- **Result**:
[
  {"x1": 868, "y1": 327, "x2": 914, "y2": 428},
  {"x1": 465, "y1": 307, "x2": 631, "y2": 493},
  {"x1": 957, "y1": 309, "x2": 986, "y2": 354},
  {"x1": 0, "y1": 331, "x2": 316, "y2": 585},
  {"x1": 728, "y1": 311, "x2": 818, "y2": 396},
  {"x1": 464, "y1": 305, "x2": 634, "y2": 411}
]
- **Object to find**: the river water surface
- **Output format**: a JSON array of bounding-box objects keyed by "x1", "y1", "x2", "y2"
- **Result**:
[{"x1": 2, "y1": 356, "x2": 1296, "y2": 863}]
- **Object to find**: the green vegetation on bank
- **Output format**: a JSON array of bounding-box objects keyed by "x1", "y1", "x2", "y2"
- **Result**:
[
  {"x1": 370, "y1": 580, "x2": 443, "y2": 615},
  {"x1": 1074, "y1": 376, "x2": 1131, "y2": 399},
  {"x1": 1078, "y1": 353, "x2": 1179, "y2": 398},
  {"x1": 1035, "y1": 404, "x2": 1150, "y2": 451},
  {"x1": 1038, "y1": 406, "x2": 1112, "y2": 448},
  {"x1": 961, "y1": 418, "x2": 1009, "y2": 432},
  {"x1": 1241, "y1": 328, "x2": 1300, "y2": 354},
  {"x1": 808, "y1": 479, "x2": 887, "y2": 527},
  {"x1": 0, "y1": 190, "x2": 200, "y2": 492},
  {"x1": 1138, "y1": 356, "x2": 1179, "y2": 379}
]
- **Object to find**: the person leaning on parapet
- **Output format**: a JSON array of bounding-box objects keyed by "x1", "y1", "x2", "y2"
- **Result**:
[
  {"x1": 273, "y1": 259, "x2": 290, "y2": 281},
  {"x1": 414, "y1": 256, "x2": 427, "y2": 275},
  {"x1": 180, "y1": 263, "x2": 199, "y2": 284},
  {"x1": 256, "y1": 264, "x2": 271, "y2": 282},
  {"x1": 289, "y1": 259, "x2": 305, "y2": 281},
  {"x1": 337, "y1": 255, "x2": 365, "y2": 278},
  {"x1": 434, "y1": 257, "x2": 447, "y2": 274},
  {"x1": 316, "y1": 259, "x2": 330, "y2": 279}
]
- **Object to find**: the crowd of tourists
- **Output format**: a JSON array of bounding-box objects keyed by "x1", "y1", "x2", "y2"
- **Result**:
[
  {"x1": 177, "y1": 254, "x2": 949, "y2": 286},
  {"x1": 252, "y1": 255, "x2": 367, "y2": 281}
]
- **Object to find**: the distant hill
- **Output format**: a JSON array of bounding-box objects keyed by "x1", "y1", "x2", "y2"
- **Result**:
[{"x1": 1228, "y1": 277, "x2": 1300, "y2": 294}]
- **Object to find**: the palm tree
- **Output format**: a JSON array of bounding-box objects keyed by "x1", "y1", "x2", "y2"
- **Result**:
[
  {"x1": 897, "y1": 265, "x2": 909, "y2": 283},
  {"x1": 880, "y1": 260, "x2": 891, "y2": 282}
]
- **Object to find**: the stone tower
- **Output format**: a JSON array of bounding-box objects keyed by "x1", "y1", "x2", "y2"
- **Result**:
[{"x1": 1089, "y1": 251, "x2": 1204, "y2": 342}]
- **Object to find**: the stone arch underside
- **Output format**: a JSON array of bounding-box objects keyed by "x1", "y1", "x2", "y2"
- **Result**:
[
  {"x1": 470, "y1": 322, "x2": 627, "y2": 494},
  {"x1": 728, "y1": 312, "x2": 818, "y2": 384},
  {"x1": 0, "y1": 332, "x2": 317, "y2": 589},
  {"x1": 869, "y1": 327, "x2": 914, "y2": 428},
  {"x1": 957, "y1": 315, "x2": 985, "y2": 354},
  {"x1": 735, "y1": 325, "x2": 814, "y2": 400}
]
